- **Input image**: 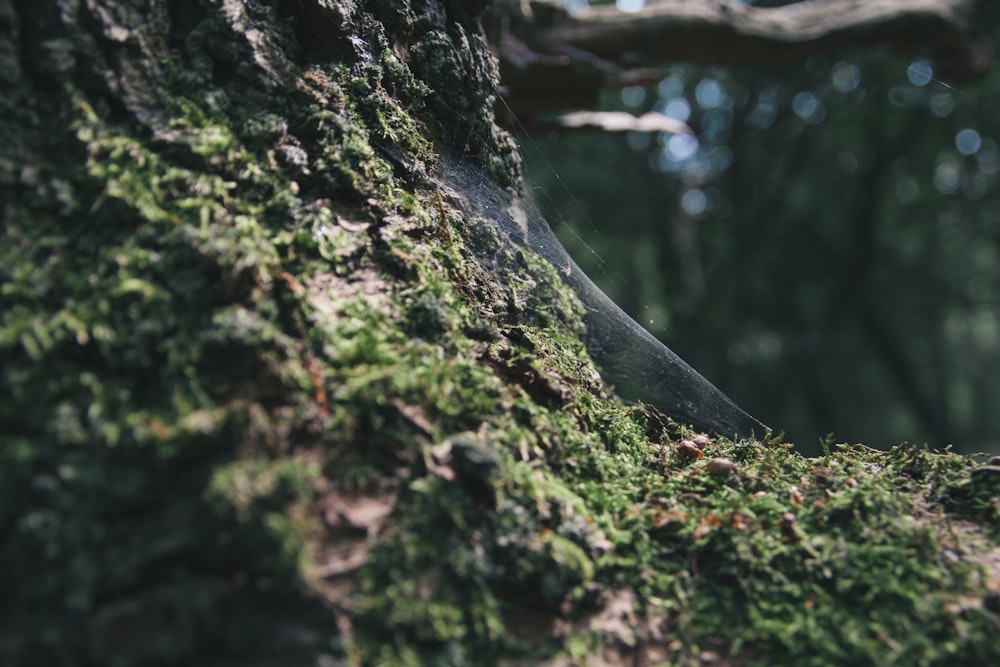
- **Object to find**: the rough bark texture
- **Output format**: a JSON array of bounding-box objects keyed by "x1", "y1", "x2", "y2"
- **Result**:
[{"x1": 1, "y1": 1, "x2": 999, "y2": 666}]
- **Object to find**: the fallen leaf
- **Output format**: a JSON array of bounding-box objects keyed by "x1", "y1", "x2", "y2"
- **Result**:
[
  {"x1": 676, "y1": 439, "x2": 703, "y2": 460},
  {"x1": 706, "y1": 458, "x2": 737, "y2": 476}
]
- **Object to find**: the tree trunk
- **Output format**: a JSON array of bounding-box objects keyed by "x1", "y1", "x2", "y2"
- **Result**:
[{"x1": 1, "y1": 1, "x2": 998, "y2": 665}]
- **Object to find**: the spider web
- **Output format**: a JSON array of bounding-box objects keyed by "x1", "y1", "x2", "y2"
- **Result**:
[{"x1": 437, "y1": 157, "x2": 768, "y2": 440}]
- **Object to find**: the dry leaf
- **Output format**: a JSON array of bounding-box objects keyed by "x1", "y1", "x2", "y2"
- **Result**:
[{"x1": 706, "y1": 457, "x2": 737, "y2": 476}]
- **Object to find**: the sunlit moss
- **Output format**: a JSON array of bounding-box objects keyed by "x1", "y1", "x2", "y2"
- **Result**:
[{"x1": 3, "y1": 4, "x2": 999, "y2": 667}]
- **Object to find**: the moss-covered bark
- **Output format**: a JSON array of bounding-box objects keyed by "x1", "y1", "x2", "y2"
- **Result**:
[{"x1": 1, "y1": 1, "x2": 998, "y2": 665}]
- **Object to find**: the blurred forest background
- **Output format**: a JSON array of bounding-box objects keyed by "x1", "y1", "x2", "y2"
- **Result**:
[{"x1": 514, "y1": 0, "x2": 1000, "y2": 455}]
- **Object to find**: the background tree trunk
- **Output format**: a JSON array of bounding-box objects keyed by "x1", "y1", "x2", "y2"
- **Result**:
[{"x1": 2, "y1": 1, "x2": 998, "y2": 665}]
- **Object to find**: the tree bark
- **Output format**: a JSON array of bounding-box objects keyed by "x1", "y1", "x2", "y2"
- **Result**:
[{"x1": 1, "y1": 1, "x2": 998, "y2": 666}]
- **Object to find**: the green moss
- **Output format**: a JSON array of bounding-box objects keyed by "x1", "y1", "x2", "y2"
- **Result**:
[
  {"x1": 344, "y1": 333, "x2": 1000, "y2": 665},
  {"x1": 4, "y1": 3, "x2": 998, "y2": 666}
]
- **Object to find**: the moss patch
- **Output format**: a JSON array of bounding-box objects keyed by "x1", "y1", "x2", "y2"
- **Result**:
[{"x1": 2, "y1": 2, "x2": 998, "y2": 666}]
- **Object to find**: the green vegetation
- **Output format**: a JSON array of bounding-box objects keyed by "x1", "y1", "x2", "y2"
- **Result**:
[{"x1": 1, "y1": 2, "x2": 998, "y2": 666}]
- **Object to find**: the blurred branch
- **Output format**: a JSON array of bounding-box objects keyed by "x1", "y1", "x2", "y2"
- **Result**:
[
  {"x1": 496, "y1": 0, "x2": 992, "y2": 120},
  {"x1": 555, "y1": 0, "x2": 989, "y2": 76},
  {"x1": 555, "y1": 110, "x2": 692, "y2": 133}
]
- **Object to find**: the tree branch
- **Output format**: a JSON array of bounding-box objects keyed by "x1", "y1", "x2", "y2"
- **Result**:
[
  {"x1": 554, "y1": 0, "x2": 989, "y2": 76},
  {"x1": 498, "y1": 0, "x2": 992, "y2": 120}
]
